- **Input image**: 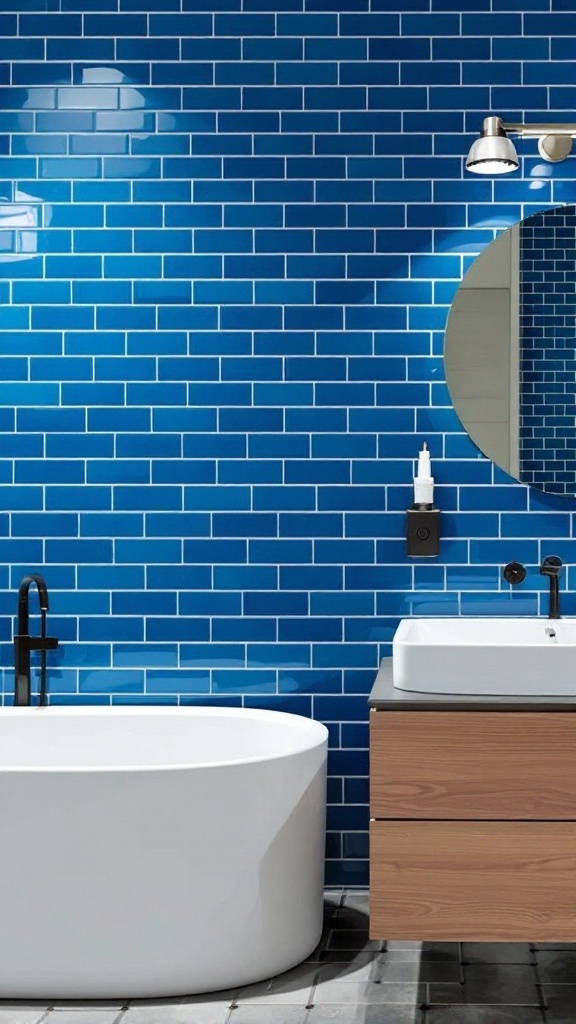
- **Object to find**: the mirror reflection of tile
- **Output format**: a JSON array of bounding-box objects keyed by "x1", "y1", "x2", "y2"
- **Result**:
[{"x1": 520, "y1": 206, "x2": 576, "y2": 495}]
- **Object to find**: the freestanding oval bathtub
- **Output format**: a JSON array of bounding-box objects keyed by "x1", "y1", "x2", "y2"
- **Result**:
[{"x1": 0, "y1": 706, "x2": 328, "y2": 999}]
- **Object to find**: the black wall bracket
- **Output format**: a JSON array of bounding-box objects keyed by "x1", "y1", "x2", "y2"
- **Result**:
[{"x1": 406, "y1": 506, "x2": 440, "y2": 557}]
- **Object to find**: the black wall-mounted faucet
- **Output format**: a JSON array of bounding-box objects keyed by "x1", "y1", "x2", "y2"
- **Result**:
[
  {"x1": 14, "y1": 574, "x2": 59, "y2": 707},
  {"x1": 540, "y1": 555, "x2": 563, "y2": 620}
]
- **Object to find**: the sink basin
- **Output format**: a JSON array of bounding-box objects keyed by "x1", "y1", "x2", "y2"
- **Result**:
[{"x1": 393, "y1": 618, "x2": 576, "y2": 696}]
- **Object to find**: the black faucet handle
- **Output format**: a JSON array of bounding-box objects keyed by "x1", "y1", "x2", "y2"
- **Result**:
[
  {"x1": 541, "y1": 555, "x2": 563, "y2": 577},
  {"x1": 40, "y1": 636, "x2": 59, "y2": 651},
  {"x1": 15, "y1": 635, "x2": 59, "y2": 651},
  {"x1": 503, "y1": 561, "x2": 526, "y2": 585}
]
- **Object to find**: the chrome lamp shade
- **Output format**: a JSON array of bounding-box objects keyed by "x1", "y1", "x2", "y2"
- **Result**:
[{"x1": 466, "y1": 133, "x2": 519, "y2": 175}]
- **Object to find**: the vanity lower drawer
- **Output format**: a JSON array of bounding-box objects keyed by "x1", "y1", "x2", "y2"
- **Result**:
[
  {"x1": 370, "y1": 710, "x2": 576, "y2": 819},
  {"x1": 370, "y1": 820, "x2": 576, "y2": 942}
]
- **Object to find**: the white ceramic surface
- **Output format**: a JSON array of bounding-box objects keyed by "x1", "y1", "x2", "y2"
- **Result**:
[
  {"x1": 0, "y1": 706, "x2": 328, "y2": 999},
  {"x1": 393, "y1": 617, "x2": 576, "y2": 695}
]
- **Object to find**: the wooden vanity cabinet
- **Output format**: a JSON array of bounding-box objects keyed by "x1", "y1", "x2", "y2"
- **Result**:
[{"x1": 370, "y1": 709, "x2": 576, "y2": 941}]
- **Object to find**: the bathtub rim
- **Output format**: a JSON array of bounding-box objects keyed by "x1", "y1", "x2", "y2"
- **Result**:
[{"x1": 0, "y1": 705, "x2": 329, "y2": 774}]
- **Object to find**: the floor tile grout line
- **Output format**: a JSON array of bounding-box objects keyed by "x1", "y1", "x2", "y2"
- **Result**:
[
  {"x1": 458, "y1": 940, "x2": 465, "y2": 985},
  {"x1": 534, "y1": 957, "x2": 550, "y2": 1018}
]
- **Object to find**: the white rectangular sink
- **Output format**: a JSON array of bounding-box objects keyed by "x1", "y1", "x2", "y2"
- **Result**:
[{"x1": 393, "y1": 618, "x2": 576, "y2": 696}]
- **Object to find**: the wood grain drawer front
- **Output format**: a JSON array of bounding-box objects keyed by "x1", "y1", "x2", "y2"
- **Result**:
[
  {"x1": 370, "y1": 710, "x2": 576, "y2": 819},
  {"x1": 370, "y1": 820, "x2": 576, "y2": 942}
]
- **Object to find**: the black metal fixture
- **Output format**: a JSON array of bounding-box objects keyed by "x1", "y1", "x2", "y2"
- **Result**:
[
  {"x1": 503, "y1": 561, "x2": 527, "y2": 585},
  {"x1": 13, "y1": 574, "x2": 59, "y2": 707},
  {"x1": 540, "y1": 556, "x2": 563, "y2": 620},
  {"x1": 406, "y1": 506, "x2": 440, "y2": 557}
]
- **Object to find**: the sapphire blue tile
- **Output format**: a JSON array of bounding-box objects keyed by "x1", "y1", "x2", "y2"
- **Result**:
[
  {"x1": 277, "y1": 13, "x2": 336, "y2": 34},
  {"x1": 250, "y1": 539, "x2": 312, "y2": 564}
]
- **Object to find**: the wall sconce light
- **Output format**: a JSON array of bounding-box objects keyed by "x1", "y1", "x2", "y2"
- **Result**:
[{"x1": 466, "y1": 116, "x2": 576, "y2": 174}]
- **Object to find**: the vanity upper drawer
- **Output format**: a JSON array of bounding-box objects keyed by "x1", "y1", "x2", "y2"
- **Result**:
[
  {"x1": 370, "y1": 710, "x2": 576, "y2": 819},
  {"x1": 370, "y1": 820, "x2": 576, "y2": 942}
]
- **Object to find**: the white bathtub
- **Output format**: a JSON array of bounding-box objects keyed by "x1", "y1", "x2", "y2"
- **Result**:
[{"x1": 0, "y1": 706, "x2": 328, "y2": 999}]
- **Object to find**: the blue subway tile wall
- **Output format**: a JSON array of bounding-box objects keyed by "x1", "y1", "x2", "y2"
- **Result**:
[
  {"x1": 520, "y1": 205, "x2": 576, "y2": 495},
  {"x1": 2, "y1": 1, "x2": 576, "y2": 885}
]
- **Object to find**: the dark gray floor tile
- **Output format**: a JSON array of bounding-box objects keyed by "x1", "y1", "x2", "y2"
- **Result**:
[
  {"x1": 311, "y1": 980, "x2": 425, "y2": 1006},
  {"x1": 306, "y1": 1007, "x2": 423, "y2": 1023},
  {"x1": 227, "y1": 1008, "x2": 308, "y2": 1024},
  {"x1": 130, "y1": 992, "x2": 238, "y2": 1007},
  {"x1": 535, "y1": 951, "x2": 576, "y2": 983},
  {"x1": 385, "y1": 943, "x2": 460, "y2": 962},
  {"x1": 234, "y1": 965, "x2": 317, "y2": 1007},
  {"x1": 121, "y1": 1003, "x2": 230, "y2": 1024},
  {"x1": 317, "y1": 951, "x2": 381, "y2": 968},
  {"x1": 425, "y1": 1008, "x2": 544, "y2": 1024},
  {"x1": 329, "y1": 908, "x2": 370, "y2": 933},
  {"x1": 316, "y1": 953, "x2": 460, "y2": 986},
  {"x1": 323, "y1": 910, "x2": 339, "y2": 928},
  {"x1": 540, "y1": 984, "x2": 576, "y2": 1015},
  {"x1": 427, "y1": 984, "x2": 464, "y2": 1005},
  {"x1": 313, "y1": 957, "x2": 381, "y2": 985},
  {"x1": 462, "y1": 944, "x2": 533, "y2": 965},
  {"x1": 376, "y1": 961, "x2": 461, "y2": 985},
  {"x1": 462, "y1": 966, "x2": 540, "y2": 1005},
  {"x1": 532, "y1": 944, "x2": 576, "y2": 951},
  {"x1": 326, "y1": 931, "x2": 383, "y2": 953},
  {"x1": 385, "y1": 949, "x2": 459, "y2": 965}
]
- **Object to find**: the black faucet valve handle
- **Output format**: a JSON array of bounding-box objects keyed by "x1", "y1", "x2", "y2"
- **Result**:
[{"x1": 503, "y1": 561, "x2": 527, "y2": 585}]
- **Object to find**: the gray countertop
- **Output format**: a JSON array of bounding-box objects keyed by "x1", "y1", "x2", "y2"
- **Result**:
[{"x1": 369, "y1": 658, "x2": 576, "y2": 711}]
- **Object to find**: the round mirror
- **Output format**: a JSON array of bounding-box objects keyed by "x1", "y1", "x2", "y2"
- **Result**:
[{"x1": 445, "y1": 204, "x2": 576, "y2": 496}]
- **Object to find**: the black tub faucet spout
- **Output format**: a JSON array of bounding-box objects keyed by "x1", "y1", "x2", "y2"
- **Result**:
[{"x1": 13, "y1": 574, "x2": 59, "y2": 707}]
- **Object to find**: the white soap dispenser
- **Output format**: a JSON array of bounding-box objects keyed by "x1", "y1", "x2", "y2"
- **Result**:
[
  {"x1": 414, "y1": 441, "x2": 434, "y2": 508},
  {"x1": 406, "y1": 441, "x2": 440, "y2": 556}
]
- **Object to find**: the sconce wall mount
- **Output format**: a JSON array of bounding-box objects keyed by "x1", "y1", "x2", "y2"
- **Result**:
[{"x1": 466, "y1": 116, "x2": 576, "y2": 174}]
